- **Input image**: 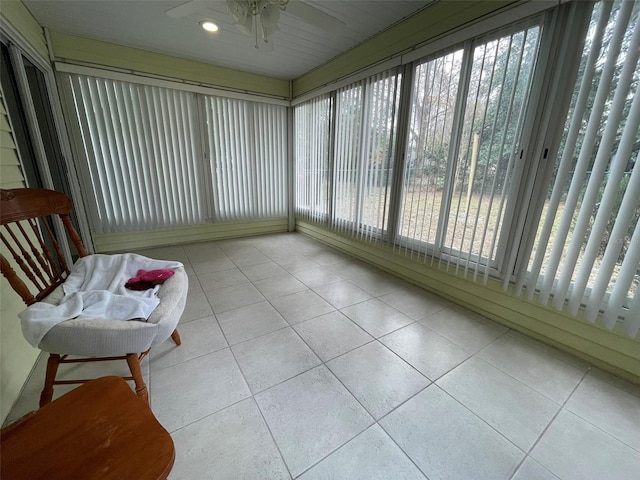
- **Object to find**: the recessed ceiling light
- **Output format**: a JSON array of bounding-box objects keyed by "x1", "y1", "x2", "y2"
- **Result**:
[{"x1": 200, "y1": 21, "x2": 219, "y2": 33}]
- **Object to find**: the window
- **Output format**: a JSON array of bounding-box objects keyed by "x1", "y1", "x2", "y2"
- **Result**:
[
  {"x1": 397, "y1": 23, "x2": 541, "y2": 275},
  {"x1": 398, "y1": 49, "x2": 463, "y2": 250}
]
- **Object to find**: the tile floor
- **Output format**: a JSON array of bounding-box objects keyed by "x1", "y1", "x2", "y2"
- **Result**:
[{"x1": 5, "y1": 233, "x2": 640, "y2": 479}]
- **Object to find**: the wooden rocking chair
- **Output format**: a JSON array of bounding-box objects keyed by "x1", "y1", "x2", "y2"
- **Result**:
[{"x1": 0, "y1": 188, "x2": 188, "y2": 406}]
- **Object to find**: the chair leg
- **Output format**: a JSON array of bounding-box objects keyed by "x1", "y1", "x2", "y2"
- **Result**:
[
  {"x1": 40, "y1": 354, "x2": 61, "y2": 408},
  {"x1": 126, "y1": 353, "x2": 149, "y2": 404},
  {"x1": 170, "y1": 329, "x2": 182, "y2": 346}
]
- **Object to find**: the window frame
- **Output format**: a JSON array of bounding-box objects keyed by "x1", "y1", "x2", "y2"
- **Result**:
[{"x1": 391, "y1": 16, "x2": 546, "y2": 279}]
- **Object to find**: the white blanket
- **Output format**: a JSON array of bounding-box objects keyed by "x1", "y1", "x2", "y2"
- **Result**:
[{"x1": 19, "y1": 253, "x2": 183, "y2": 348}]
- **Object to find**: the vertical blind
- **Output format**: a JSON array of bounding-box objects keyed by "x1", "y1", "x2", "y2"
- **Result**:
[
  {"x1": 63, "y1": 74, "x2": 288, "y2": 233},
  {"x1": 332, "y1": 70, "x2": 401, "y2": 241},
  {"x1": 294, "y1": 95, "x2": 331, "y2": 222},
  {"x1": 523, "y1": 0, "x2": 640, "y2": 335},
  {"x1": 65, "y1": 75, "x2": 206, "y2": 233},
  {"x1": 206, "y1": 97, "x2": 287, "y2": 221}
]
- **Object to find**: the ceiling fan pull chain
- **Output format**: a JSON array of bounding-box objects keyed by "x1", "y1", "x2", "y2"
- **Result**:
[{"x1": 254, "y1": 15, "x2": 260, "y2": 49}]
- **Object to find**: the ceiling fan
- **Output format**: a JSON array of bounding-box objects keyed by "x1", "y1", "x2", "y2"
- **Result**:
[{"x1": 165, "y1": 0, "x2": 346, "y2": 52}]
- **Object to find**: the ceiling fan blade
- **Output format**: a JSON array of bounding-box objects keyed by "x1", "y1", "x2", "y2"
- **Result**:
[
  {"x1": 285, "y1": 0, "x2": 346, "y2": 31},
  {"x1": 165, "y1": 0, "x2": 208, "y2": 18}
]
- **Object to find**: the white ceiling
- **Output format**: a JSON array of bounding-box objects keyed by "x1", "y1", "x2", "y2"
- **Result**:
[{"x1": 23, "y1": 0, "x2": 432, "y2": 79}]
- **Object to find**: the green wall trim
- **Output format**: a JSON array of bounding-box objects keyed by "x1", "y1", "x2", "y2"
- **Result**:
[
  {"x1": 293, "y1": 0, "x2": 518, "y2": 97},
  {"x1": 94, "y1": 218, "x2": 289, "y2": 252},
  {"x1": 49, "y1": 32, "x2": 290, "y2": 98},
  {"x1": 296, "y1": 221, "x2": 640, "y2": 384},
  {"x1": 0, "y1": 0, "x2": 48, "y2": 59}
]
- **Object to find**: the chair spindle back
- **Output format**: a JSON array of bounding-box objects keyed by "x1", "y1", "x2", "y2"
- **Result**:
[{"x1": 1, "y1": 188, "x2": 88, "y2": 306}]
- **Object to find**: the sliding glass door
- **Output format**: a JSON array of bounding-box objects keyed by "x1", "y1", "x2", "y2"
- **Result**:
[{"x1": 397, "y1": 22, "x2": 542, "y2": 275}]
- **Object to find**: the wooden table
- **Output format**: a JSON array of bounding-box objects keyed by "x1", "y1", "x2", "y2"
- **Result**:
[{"x1": 0, "y1": 376, "x2": 174, "y2": 479}]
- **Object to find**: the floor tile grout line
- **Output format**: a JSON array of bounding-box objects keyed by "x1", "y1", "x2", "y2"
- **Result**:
[
  {"x1": 235, "y1": 258, "x2": 420, "y2": 340},
  {"x1": 279, "y1": 362, "x2": 380, "y2": 478},
  {"x1": 374, "y1": 380, "x2": 436, "y2": 426},
  {"x1": 133, "y1": 241, "x2": 420, "y2": 412},
  {"x1": 383, "y1": 318, "x2": 474, "y2": 359},
  {"x1": 242, "y1": 320, "x2": 376, "y2": 477},
  {"x1": 231, "y1": 324, "x2": 417, "y2": 397},
  {"x1": 195, "y1": 251, "x2": 332, "y2": 374},
  {"x1": 225, "y1": 322, "x2": 292, "y2": 349},
  {"x1": 250, "y1": 362, "x2": 323, "y2": 397},
  {"x1": 465, "y1": 354, "x2": 565, "y2": 406},
  {"x1": 229, "y1": 260, "x2": 329, "y2": 393},
  {"x1": 148, "y1": 333, "x2": 230, "y2": 375},
  {"x1": 307, "y1": 284, "x2": 375, "y2": 311},
  {"x1": 166, "y1": 393, "x2": 255, "y2": 436},
  {"x1": 506, "y1": 366, "x2": 593, "y2": 480},
  {"x1": 321, "y1": 339, "x2": 400, "y2": 415},
  {"x1": 503, "y1": 329, "x2": 592, "y2": 372},
  {"x1": 289, "y1": 419, "x2": 433, "y2": 480},
  {"x1": 288, "y1": 422, "x2": 375, "y2": 479},
  {"x1": 290, "y1": 309, "x2": 375, "y2": 350},
  {"x1": 595, "y1": 371, "x2": 640, "y2": 399},
  {"x1": 429, "y1": 383, "x2": 528, "y2": 461},
  {"x1": 250, "y1": 396, "x2": 295, "y2": 479},
  {"x1": 473, "y1": 336, "x2": 588, "y2": 407},
  {"x1": 558, "y1": 371, "x2": 640, "y2": 455},
  {"x1": 375, "y1": 420, "x2": 433, "y2": 480},
  {"x1": 278, "y1": 305, "x2": 367, "y2": 368},
  {"x1": 375, "y1": 293, "x2": 448, "y2": 321},
  {"x1": 373, "y1": 335, "x2": 441, "y2": 383},
  {"x1": 562, "y1": 409, "x2": 640, "y2": 455},
  {"x1": 227, "y1": 304, "x2": 324, "y2": 395},
  {"x1": 223, "y1": 328, "x2": 296, "y2": 478},
  {"x1": 414, "y1": 309, "x2": 510, "y2": 350},
  {"x1": 372, "y1": 377, "x2": 512, "y2": 479},
  {"x1": 400, "y1": 316, "x2": 507, "y2": 369},
  {"x1": 264, "y1": 289, "x2": 337, "y2": 325},
  {"x1": 242, "y1": 275, "x2": 350, "y2": 366}
]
